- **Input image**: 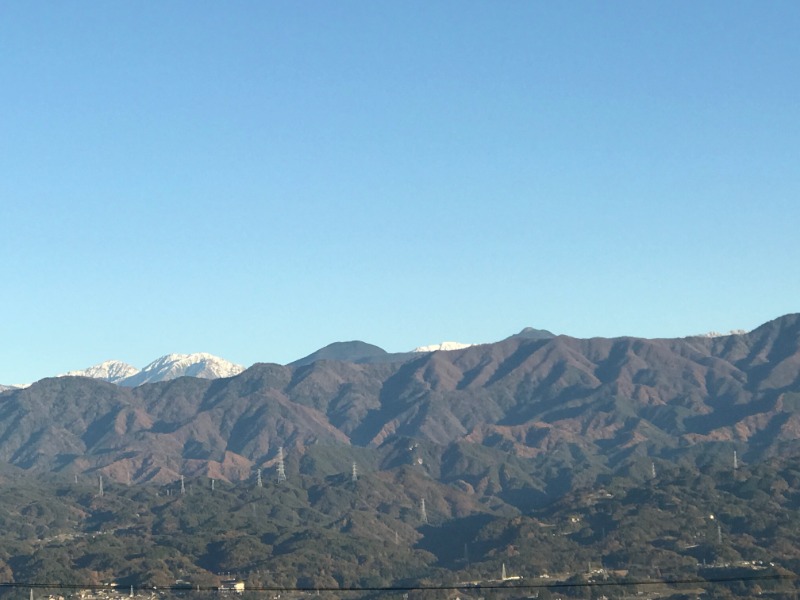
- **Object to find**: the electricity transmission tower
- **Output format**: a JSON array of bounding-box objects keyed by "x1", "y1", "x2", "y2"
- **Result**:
[{"x1": 277, "y1": 446, "x2": 287, "y2": 482}]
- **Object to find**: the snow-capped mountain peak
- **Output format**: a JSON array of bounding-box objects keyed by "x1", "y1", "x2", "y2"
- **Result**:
[
  {"x1": 125, "y1": 353, "x2": 245, "y2": 386},
  {"x1": 412, "y1": 341, "x2": 474, "y2": 353},
  {"x1": 63, "y1": 360, "x2": 140, "y2": 384},
  {"x1": 62, "y1": 353, "x2": 245, "y2": 387},
  {"x1": 693, "y1": 329, "x2": 748, "y2": 338}
]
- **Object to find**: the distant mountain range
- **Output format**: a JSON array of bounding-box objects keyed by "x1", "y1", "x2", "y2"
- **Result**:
[
  {"x1": 6, "y1": 329, "x2": 556, "y2": 388},
  {"x1": 58, "y1": 342, "x2": 482, "y2": 387},
  {"x1": 287, "y1": 328, "x2": 555, "y2": 368},
  {"x1": 62, "y1": 353, "x2": 246, "y2": 386},
  {"x1": 0, "y1": 315, "x2": 796, "y2": 496}
]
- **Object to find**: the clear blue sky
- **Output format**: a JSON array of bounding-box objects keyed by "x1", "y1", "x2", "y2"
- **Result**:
[{"x1": 2, "y1": 2, "x2": 799, "y2": 384}]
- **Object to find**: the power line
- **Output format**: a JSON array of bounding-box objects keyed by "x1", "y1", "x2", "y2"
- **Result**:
[{"x1": 1, "y1": 572, "x2": 793, "y2": 593}]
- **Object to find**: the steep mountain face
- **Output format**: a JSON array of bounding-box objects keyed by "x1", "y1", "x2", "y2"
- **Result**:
[{"x1": 1, "y1": 315, "x2": 799, "y2": 502}]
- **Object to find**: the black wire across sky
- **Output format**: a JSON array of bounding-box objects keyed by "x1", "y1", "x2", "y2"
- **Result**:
[{"x1": 0, "y1": 571, "x2": 793, "y2": 593}]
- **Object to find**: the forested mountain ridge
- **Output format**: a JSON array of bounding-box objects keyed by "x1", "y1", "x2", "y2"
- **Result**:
[{"x1": 0, "y1": 455, "x2": 799, "y2": 598}]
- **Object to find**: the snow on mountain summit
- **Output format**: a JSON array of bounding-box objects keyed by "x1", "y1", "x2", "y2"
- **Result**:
[
  {"x1": 120, "y1": 353, "x2": 245, "y2": 386},
  {"x1": 692, "y1": 329, "x2": 748, "y2": 338},
  {"x1": 64, "y1": 360, "x2": 140, "y2": 383},
  {"x1": 62, "y1": 353, "x2": 245, "y2": 387},
  {"x1": 413, "y1": 341, "x2": 474, "y2": 353}
]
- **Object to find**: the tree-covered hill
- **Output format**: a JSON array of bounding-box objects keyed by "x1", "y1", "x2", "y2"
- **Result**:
[{"x1": 1, "y1": 454, "x2": 800, "y2": 598}]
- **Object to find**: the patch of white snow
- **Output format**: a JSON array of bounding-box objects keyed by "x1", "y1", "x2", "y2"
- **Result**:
[
  {"x1": 412, "y1": 341, "x2": 474, "y2": 353},
  {"x1": 693, "y1": 330, "x2": 748, "y2": 338},
  {"x1": 63, "y1": 360, "x2": 140, "y2": 383}
]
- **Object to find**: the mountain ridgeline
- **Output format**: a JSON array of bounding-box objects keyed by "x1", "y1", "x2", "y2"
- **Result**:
[{"x1": 0, "y1": 315, "x2": 798, "y2": 496}]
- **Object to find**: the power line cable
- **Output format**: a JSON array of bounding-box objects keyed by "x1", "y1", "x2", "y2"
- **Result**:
[{"x1": 1, "y1": 571, "x2": 793, "y2": 593}]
